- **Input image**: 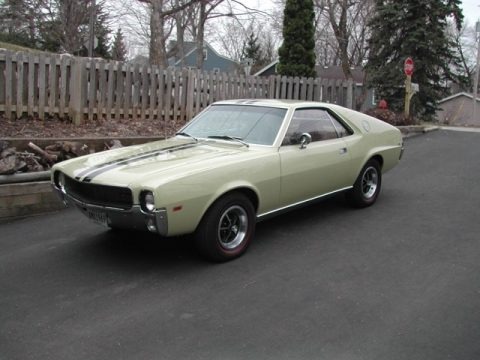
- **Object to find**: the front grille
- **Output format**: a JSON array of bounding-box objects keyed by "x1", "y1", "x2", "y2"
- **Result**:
[{"x1": 63, "y1": 174, "x2": 133, "y2": 210}]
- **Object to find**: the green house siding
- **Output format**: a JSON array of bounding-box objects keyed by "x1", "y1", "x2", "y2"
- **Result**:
[{"x1": 174, "y1": 44, "x2": 239, "y2": 73}]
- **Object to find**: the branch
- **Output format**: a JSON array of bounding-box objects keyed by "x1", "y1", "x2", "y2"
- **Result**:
[{"x1": 138, "y1": 0, "x2": 202, "y2": 17}]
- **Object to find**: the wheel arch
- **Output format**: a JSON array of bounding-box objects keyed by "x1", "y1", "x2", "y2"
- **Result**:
[
  {"x1": 210, "y1": 186, "x2": 260, "y2": 213},
  {"x1": 195, "y1": 185, "x2": 260, "y2": 231},
  {"x1": 370, "y1": 154, "x2": 384, "y2": 170}
]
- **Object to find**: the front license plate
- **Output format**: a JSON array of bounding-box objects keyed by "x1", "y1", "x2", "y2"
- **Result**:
[{"x1": 87, "y1": 209, "x2": 108, "y2": 226}]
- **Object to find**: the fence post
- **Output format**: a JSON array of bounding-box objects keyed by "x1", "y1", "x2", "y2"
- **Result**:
[
  {"x1": 70, "y1": 57, "x2": 86, "y2": 125},
  {"x1": 4, "y1": 51, "x2": 12, "y2": 120}
]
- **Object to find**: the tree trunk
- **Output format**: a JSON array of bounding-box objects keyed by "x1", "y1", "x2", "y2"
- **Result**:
[
  {"x1": 195, "y1": 1, "x2": 206, "y2": 69},
  {"x1": 150, "y1": 0, "x2": 168, "y2": 67},
  {"x1": 175, "y1": 0, "x2": 185, "y2": 67}
]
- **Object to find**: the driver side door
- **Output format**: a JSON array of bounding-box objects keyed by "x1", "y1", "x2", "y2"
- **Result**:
[{"x1": 279, "y1": 108, "x2": 353, "y2": 207}]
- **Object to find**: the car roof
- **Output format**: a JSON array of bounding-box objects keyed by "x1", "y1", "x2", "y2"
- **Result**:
[{"x1": 213, "y1": 99, "x2": 340, "y2": 110}]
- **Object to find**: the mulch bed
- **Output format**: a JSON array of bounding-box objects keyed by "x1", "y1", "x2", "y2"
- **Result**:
[
  {"x1": 0, "y1": 114, "x2": 180, "y2": 139},
  {"x1": 0, "y1": 114, "x2": 183, "y2": 174}
]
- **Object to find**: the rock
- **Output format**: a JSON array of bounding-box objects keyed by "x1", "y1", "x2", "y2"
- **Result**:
[
  {"x1": 0, "y1": 156, "x2": 17, "y2": 175},
  {"x1": 0, "y1": 140, "x2": 10, "y2": 152}
]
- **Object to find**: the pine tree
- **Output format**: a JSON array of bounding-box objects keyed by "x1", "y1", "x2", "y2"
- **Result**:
[
  {"x1": 0, "y1": 0, "x2": 40, "y2": 48},
  {"x1": 242, "y1": 32, "x2": 262, "y2": 75},
  {"x1": 111, "y1": 28, "x2": 127, "y2": 61},
  {"x1": 366, "y1": 0, "x2": 467, "y2": 118},
  {"x1": 78, "y1": 1, "x2": 112, "y2": 58},
  {"x1": 243, "y1": 33, "x2": 260, "y2": 61},
  {"x1": 277, "y1": 0, "x2": 316, "y2": 77}
]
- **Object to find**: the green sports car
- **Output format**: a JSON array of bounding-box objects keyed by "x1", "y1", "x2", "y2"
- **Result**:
[{"x1": 52, "y1": 99, "x2": 404, "y2": 261}]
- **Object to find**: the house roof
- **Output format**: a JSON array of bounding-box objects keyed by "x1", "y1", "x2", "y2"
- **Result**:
[
  {"x1": 253, "y1": 60, "x2": 278, "y2": 76},
  {"x1": 438, "y1": 92, "x2": 480, "y2": 104},
  {"x1": 253, "y1": 59, "x2": 365, "y2": 83},
  {"x1": 169, "y1": 41, "x2": 239, "y2": 66}
]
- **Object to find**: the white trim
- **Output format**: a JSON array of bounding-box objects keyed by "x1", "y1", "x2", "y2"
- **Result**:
[
  {"x1": 438, "y1": 92, "x2": 480, "y2": 104},
  {"x1": 253, "y1": 60, "x2": 279, "y2": 76},
  {"x1": 257, "y1": 186, "x2": 353, "y2": 220}
]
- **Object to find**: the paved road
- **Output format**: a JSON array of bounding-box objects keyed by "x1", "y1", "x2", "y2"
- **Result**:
[{"x1": 1, "y1": 130, "x2": 480, "y2": 360}]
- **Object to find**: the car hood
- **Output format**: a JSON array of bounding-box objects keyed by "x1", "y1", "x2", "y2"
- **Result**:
[{"x1": 59, "y1": 138, "x2": 251, "y2": 187}]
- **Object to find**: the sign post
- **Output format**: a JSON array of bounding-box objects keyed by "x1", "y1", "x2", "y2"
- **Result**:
[{"x1": 404, "y1": 57, "x2": 414, "y2": 118}]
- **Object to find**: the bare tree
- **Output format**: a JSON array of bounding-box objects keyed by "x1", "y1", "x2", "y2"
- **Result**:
[
  {"x1": 314, "y1": 0, "x2": 373, "y2": 79},
  {"x1": 136, "y1": 0, "x2": 200, "y2": 66},
  {"x1": 35, "y1": 0, "x2": 87, "y2": 53},
  {"x1": 108, "y1": 0, "x2": 277, "y2": 67},
  {"x1": 106, "y1": 0, "x2": 151, "y2": 57},
  {"x1": 449, "y1": 20, "x2": 477, "y2": 91}
]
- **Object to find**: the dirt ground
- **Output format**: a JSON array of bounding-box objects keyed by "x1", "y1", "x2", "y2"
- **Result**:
[{"x1": 0, "y1": 114, "x2": 180, "y2": 139}]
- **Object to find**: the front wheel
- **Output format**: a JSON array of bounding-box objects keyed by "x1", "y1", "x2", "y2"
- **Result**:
[
  {"x1": 194, "y1": 193, "x2": 256, "y2": 262},
  {"x1": 346, "y1": 159, "x2": 382, "y2": 208}
]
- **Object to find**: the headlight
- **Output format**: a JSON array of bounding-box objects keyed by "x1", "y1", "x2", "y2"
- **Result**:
[{"x1": 141, "y1": 191, "x2": 156, "y2": 212}]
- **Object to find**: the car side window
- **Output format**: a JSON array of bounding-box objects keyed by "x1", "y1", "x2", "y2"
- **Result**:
[{"x1": 282, "y1": 109, "x2": 350, "y2": 145}]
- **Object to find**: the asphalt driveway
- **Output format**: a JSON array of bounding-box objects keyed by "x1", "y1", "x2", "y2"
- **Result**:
[{"x1": 1, "y1": 129, "x2": 479, "y2": 360}]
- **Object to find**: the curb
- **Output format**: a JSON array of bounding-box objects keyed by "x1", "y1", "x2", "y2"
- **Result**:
[
  {"x1": 0, "y1": 171, "x2": 51, "y2": 184},
  {"x1": 0, "y1": 181, "x2": 64, "y2": 223},
  {"x1": 398, "y1": 125, "x2": 440, "y2": 138}
]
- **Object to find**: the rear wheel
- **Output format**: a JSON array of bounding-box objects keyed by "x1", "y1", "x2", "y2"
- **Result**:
[
  {"x1": 346, "y1": 159, "x2": 382, "y2": 208},
  {"x1": 195, "y1": 193, "x2": 255, "y2": 262}
]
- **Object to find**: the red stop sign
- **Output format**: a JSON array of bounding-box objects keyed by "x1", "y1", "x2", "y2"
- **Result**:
[{"x1": 404, "y1": 57, "x2": 414, "y2": 76}]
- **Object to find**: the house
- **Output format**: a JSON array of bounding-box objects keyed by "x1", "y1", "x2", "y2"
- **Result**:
[
  {"x1": 168, "y1": 41, "x2": 240, "y2": 74},
  {"x1": 254, "y1": 60, "x2": 376, "y2": 111},
  {"x1": 436, "y1": 92, "x2": 480, "y2": 126}
]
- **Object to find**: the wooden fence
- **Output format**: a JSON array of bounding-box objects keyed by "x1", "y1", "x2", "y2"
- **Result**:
[{"x1": 0, "y1": 50, "x2": 356, "y2": 126}]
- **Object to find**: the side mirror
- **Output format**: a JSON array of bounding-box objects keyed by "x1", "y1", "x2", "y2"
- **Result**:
[{"x1": 299, "y1": 133, "x2": 312, "y2": 149}]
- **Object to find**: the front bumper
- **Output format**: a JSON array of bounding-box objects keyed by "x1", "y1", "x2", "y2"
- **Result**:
[{"x1": 52, "y1": 185, "x2": 168, "y2": 236}]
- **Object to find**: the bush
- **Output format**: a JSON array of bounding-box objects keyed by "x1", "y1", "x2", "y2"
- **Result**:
[{"x1": 364, "y1": 108, "x2": 414, "y2": 126}]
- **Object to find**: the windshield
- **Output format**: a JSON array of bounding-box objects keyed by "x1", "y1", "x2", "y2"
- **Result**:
[{"x1": 181, "y1": 105, "x2": 287, "y2": 146}]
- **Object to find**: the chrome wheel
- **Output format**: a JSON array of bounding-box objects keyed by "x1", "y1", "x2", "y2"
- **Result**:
[
  {"x1": 195, "y1": 192, "x2": 255, "y2": 262},
  {"x1": 346, "y1": 159, "x2": 382, "y2": 208},
  {"x1": 361, "y1": 166, "x2": 378, "y2": 199},
  {"x1": 217, "y1": 205, "x2": 248, "y2": 250}
]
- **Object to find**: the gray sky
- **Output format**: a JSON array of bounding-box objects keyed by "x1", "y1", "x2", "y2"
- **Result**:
[
  {"x1": 113, "y1": 0, "x2": 480, "y2": 59},
  {"x1": 461, "y1": 0, "x2": 480, "y2": 26},
  {"x1": 245, "y1": 0, "x2": 479, "y2": 25}
]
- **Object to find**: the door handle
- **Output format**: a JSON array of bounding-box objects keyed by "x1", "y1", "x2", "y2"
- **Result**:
[{"x1": 339, "y1": 147, "x2": 348, "y2": 154}]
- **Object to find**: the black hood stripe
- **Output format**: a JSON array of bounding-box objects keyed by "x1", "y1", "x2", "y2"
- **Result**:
[{"x1": 78, "y1": 142, "x2": 199, "y2": 182}]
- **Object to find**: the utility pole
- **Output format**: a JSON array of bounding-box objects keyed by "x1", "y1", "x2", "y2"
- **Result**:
[
  {"x1": 404, "y1": 57, "x2": 414, "y2": 119},
  {"x1": 88, "y1": 0, "x2": 96, "y2": 57},
  {"x1": 473, "y1": 20, "x2": 480, "y2": 123}
]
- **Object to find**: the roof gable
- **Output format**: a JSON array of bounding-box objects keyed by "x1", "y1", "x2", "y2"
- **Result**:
[
  {"x1": 438, "y1": 92, "x2": 480, "y2": 104},
  {"x1": 170, "y1": 41, "x2": 239, "y2": 67}
]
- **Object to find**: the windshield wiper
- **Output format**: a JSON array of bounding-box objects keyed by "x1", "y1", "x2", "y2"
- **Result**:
[
  {"x1": 175, "y1": 132, "x2": 198, "y2": 142},
  {"x1": 208, "y1": 135, "x2": 249, "y2": 147}
]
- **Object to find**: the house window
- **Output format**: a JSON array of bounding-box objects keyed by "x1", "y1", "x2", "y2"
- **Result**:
[
  {"x1": 213, "y1": 67, "x2": 220, "y2": 73},
  {"x1": 203, "y1": 49, "x2": 208, "y2": 60}
]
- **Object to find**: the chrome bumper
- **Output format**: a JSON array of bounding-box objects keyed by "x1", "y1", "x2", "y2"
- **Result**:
[{"x1": 52, "y1": 185, "x2": 168, "y2": 236}]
